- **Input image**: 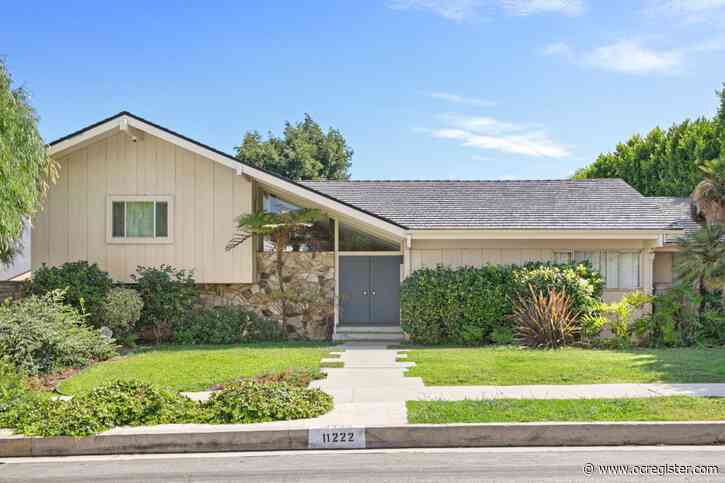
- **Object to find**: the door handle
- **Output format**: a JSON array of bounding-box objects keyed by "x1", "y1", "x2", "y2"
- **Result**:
[
  {"x1": 371, "y1": 289, "x2": 376, "y2": 296},
  {"x1": 363, "y1": 290, "x2": 368, "y2": 296}
]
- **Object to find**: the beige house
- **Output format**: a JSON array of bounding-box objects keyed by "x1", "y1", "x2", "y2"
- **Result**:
[{"x1": 34, "y1": 111, "x2": 687, "y2": 340}]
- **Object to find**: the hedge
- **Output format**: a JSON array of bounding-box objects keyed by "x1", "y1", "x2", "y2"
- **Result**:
[{"x1": 400, "y1": 262, "x2": 604, "y2": 345}]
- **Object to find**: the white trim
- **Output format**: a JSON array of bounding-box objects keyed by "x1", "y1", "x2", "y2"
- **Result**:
[
  {"x1": 338, "y1": 252, "x2": 401, "y2": 257},
  {"x1": 106, "y1": 195, "x2": 174, "y2": 244},
  {"x1": 333, "y1": 217, "x2": 340, "y2": 336},
  {"x1": 409, "y1": 229, "x2": 679, "y2": 240},
  {"x1": 50, "y1": 113, "x2": 408, "y2": 241}
]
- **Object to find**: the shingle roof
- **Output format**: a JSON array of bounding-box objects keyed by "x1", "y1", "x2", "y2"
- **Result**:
[
  {"x1": 650, "y1": 196, "x2": 702, "y2": 244},
  {"x1": 300, "y1": 179, "x2": 680, "y2": 231}
]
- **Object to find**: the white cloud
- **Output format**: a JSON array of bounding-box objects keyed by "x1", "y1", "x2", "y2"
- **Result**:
[
  {"x1": 584, "y1": 40, "x2": 681, "y2": 74},
  {"x1": 429, "y1": 114, "x2": 570, "y2": 158},
  {"x1": 502, "y1": 0, "x2": 583, "y2": 16},
  {"x1": 387, "y1": 0, "x2": 584, "y2": 21},
  {"x1": 645, "y1": 0, "x2": 725, "y2": 22},
  {"x1": 428, "y1": 91, "x2": 496, "y2": 107},
  {"x1": 543, "y1": 38, "x2": 725, "y2": 75},
  {"x1": 541, "y1": 41, "x2": 575, "y2": 59}
]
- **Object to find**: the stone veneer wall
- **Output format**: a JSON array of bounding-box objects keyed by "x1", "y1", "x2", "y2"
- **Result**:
[
  {"x1": 0, "y1": 281, "x2": 25, "y2": 302},
  {"x1": 198, "y1": 252, "x2": 335, "y2": 340}
]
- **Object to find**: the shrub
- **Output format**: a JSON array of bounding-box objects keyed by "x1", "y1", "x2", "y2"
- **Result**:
[
  {"x1": 0, "y1": 290, "x2": 117, "y2": 374},
  {"x1": 200, "y1": 381, "x2": 333, "y2": 424},
  {"x1": 512, "y1": 285, "x2": 580, "y2": 348},
  {"x1": 28, "y1": 261, "x2": 113, "y2": 327},
  {"x1": 512, "y1": 262, "x2": 603, "y2": 317},
  {"x1": 10, "y1": 380, "x2": 199, "y2": 437},
  {"x1": 400, "y1": 262, "x2": 603, "y2": 345},
  {"x1": 174, "y1": 306, "x2": 284, "y2": 345},
  {"x1": 132, "y1": 265, "x2": 198, "y2": 343},
  {"x1": 0, "y1": 360, "x2": 35, "y2": 429},
  {"x1": 101, "y1": 288, "x2": 144, "y2": 346},
  {"x1": 401, "y1": 265, "x2": 514, "y2": 345},
  {"x1": 491, "y1": 326, "x2": 514, "y2": 345}
]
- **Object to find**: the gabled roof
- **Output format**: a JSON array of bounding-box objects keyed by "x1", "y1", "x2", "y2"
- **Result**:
[
  {"x1": 302, "y1": 179, "x2": 681, "y2": 231},
  {"x1": 650, "y1": 196, "x2": 703, "y2": 244},
  {"x1": 47, "y1": 111, "x2": 408, "y2": 238}
]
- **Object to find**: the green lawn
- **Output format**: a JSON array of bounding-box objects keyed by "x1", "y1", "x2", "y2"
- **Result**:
[
  {"x1": 407, "y1": 397, "x2": 725, "y2": 423},
  {"x1": 402, "y1": 346, "x2": 725, "y2": 385},
  {"x1": 58, "y1": 343, "x2": 338, "y2": 394}
]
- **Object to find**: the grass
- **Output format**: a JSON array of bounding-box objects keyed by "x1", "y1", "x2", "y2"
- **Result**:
[
  {"x1": 58, "y1": 342, "x2": 338, "y2": 394},
  {"x1": 401, "y1": 346, "x2": 725, "y2": 386},
  {"x1": 407, "y1": 397, "x2": 725, "y2": 423}
]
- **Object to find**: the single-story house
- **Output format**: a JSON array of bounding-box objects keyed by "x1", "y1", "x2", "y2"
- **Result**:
[{"x1": 33, "y1": 111, "x2": 693, "y2": 340}]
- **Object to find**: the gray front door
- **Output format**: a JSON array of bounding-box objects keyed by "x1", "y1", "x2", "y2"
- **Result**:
[{"x1": 340, "y1": 256, "x2": 401, "y2": 325}]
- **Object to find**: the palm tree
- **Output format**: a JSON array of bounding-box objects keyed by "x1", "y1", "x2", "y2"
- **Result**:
[
  {"x1": 692, "y1": 157, "x2": 725, "y2": 225},
  {"x1": 674, "y1": 224, "x2": 725, "y2": 322},
  {"x1": 226, "y1": 208, "x2": 323, "y2": 330}
]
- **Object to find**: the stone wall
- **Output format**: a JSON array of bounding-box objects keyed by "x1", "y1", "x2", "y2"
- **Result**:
[
  {"x1": 0, "y1": 281, "x2": 25, "y2": 302},
  {"x1": 198, "y1": 252, "x2": 335, "y2": 340}
]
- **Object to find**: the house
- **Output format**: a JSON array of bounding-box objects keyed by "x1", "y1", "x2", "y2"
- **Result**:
[{"x1": 33, "y1": 111, "x2": 687, "y2": 340}]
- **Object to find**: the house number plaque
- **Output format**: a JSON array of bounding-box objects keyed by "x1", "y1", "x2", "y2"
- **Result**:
[{"x1": 308, "y1": 427, "x2": 366, "y2": 449}]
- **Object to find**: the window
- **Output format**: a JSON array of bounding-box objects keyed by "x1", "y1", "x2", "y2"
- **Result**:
[
  {"x1": 573, "y1": 250, "x2": 640, "y2": 289},
  {"x1": 257, "y1": 192, "x2": 333, "y2": 252},
  {"x1": 108, "y1": 196, "x2": 173, "y2": 243},
  {"x1": 554, "y1": 251, "x2": 572, "y2": 264},
  {"x1": 339, "y1": 223, "x2": 400, "y2": 252}
]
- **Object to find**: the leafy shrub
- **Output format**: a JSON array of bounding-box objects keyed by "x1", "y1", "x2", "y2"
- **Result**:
[
  {"x1": 10, "y1": 380, "x2": 199, "y2": 437},
  {"x1": 401, "y1": 265, "x2": 514, "y2": 344},
  {"x1": 209, "y1": 368, "x2": 323, "y2": 391},
  {"x1": 491, "y1": 326, "x2": 514, "y2": 345},
  {"x1": 634, "y1": 287, "x2": 708, "y2": 347},
  {"x1": 200, "y1": 381, "x2": 333, "y2": 424},
  {"x1": 401, "y1": 262, "x2": 603, "y2": 345},
  {"x1": 28, "y1": 261, "x2": 113, "y2": 327},
  {"x1": 0, "y1": 290, "x2": 117, "y2": 374},
  {"x1": 132, "y1": 265, "x2": 198, "y2": 343},
  {"x1": 512, "y1": 286, "x2": 580, "y2": 348},
  {"x1": 512, "y1": 262, "x2": 603, "y2": 318},
  {"x1": 101, "y1": 288, "x2": 144, "y2": 346},
  {"x1": 174, "y1": 306, "x2": 284, "y2": 345},
  {"x1": 0, "y1": 359, "x2": 35, "y2": 429}
]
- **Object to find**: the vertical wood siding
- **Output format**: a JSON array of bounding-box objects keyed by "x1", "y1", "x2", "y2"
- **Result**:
[{"x1": 32, "y1": 132, "x2": 254, "y2": 283}]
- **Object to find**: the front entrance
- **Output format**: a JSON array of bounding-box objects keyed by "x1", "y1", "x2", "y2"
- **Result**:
[{"x1": 339, "y1": 255, "x2": 401, "y2": 326}]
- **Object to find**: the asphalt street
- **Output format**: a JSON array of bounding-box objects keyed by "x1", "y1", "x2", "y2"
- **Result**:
[{"x1": 1, "y1": 446, "x2": 724, "y2": 482}]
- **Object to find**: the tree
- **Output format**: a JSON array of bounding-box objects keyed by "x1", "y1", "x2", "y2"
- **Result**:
[
  {"x1": 235, "y1": 114, "x2": 352, "y2": 180},
  {"x1": 574, "y1": 86, "x2": 723, "y2": 197},
  {"x1": 674, "y1": 224, "x2": 725, "y2": 323},
  {"x1": 226, "y1": 208, "x2": 324, "y2": 333},
  {"x1": 692, "y1": 156, "x2": 725, "y2": 225},
  {"x1": 0, "y1": 60, "x2": 56, "y2": 265}
]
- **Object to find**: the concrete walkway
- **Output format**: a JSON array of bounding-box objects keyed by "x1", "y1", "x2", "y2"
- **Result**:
[{"x1": 169, "y1": 343, "x2": 725, "y2": 428}]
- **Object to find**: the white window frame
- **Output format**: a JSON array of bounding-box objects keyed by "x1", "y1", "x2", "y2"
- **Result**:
[
  {"x1": 106, "y1": 195, "x2": 174, "y2": 244},
  {"x1": 569, "y1": 249, "x2": 641, "y2": 290}
]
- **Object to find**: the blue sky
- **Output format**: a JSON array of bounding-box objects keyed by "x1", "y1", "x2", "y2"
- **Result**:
[{"x1": 3, "y1": 0, "x2": 725, "y2": 180}]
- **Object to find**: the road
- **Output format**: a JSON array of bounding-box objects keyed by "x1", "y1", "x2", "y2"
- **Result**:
[{"x1": 1, "y1": 446, "x2": 723, "y2": 482}]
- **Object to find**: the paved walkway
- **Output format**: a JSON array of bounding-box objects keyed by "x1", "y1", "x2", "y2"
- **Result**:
[{"x1": 102, "y1": 343, "x2": 725, "y2": 431}]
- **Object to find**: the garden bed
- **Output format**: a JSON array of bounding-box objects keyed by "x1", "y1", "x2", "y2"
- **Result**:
[
  {"x1": 402, "y1": 346, "x2": 725, "y2": 386},
  {"x1": 407, "y1": 397, "x2": 725, "y2": 423}
]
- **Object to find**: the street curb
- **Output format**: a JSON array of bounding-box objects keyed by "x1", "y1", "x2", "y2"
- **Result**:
[{"x1": 2, "y1": 422, "x2": 725, "y2": 457}]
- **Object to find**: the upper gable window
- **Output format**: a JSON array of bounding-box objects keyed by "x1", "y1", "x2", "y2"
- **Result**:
[{"x1": 107, "y1": 196, "x2": 173, "y2": 243}]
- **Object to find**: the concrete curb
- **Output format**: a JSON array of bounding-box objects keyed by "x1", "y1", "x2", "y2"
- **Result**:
[{"x1": 2, "y1": 421, "x2": 725, "y2": 457}]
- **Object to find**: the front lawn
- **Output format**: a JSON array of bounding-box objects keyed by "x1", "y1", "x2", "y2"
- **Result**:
[
  {"x1": 58, "y1": 343, "x2": 338, "y2": 394},
  {"x1": 407, "y1": 397, "x2": 725, "y2": 423},
  {"x1": 402, "y1": 346, "x2": 725, "y2": 385}
]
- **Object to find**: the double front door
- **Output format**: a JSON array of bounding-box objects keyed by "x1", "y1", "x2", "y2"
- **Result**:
[{"x1": 339, "y1": 255, "x2": 401, "y2": 326}]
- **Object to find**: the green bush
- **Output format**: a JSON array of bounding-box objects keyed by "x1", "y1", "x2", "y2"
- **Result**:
[
  {"x1": 401, "y1": 262, "x2": 603, "y2": 345},
  {"x1": 0, "y1": 360, "x2": 35, "y2": 429},
  {"x1": 131, "y1": 265, "x2": 198, "y2": 343},
  {"x1": 174, "y1": 306, "x2": 284, "y2": 345},
  {"x1": 401, "y1": 265, "x2": 514, "y2": 345},
  {"x1": 10, "y1": 380, "x2": 199, "y2": 437},
  {"x1": 28, "y1": 261, "x2": 113, "y2": 327},
  {"x1": 101, "y1": 288, "x2": 144, "y2": 346},
  {"x1": 0, "y1": 290, "x2": 117, "y2": 374},
  {"x1": 200, "y1": 381, "x2": 333, "y2": 424},
  {"x1": 512, "y1": 262, "x2": 604, "y2": 317}
]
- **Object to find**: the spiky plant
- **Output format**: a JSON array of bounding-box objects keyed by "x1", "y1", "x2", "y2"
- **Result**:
[
  {"x1": 674, "y1": 224, "x2": 725, "y2": 322},
  {"x1": 512, "y1": 285, "x2": 580, "y2": 348},
  {"x1": 226, "y1": 208, "x2": 323, "y2": 332}
]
